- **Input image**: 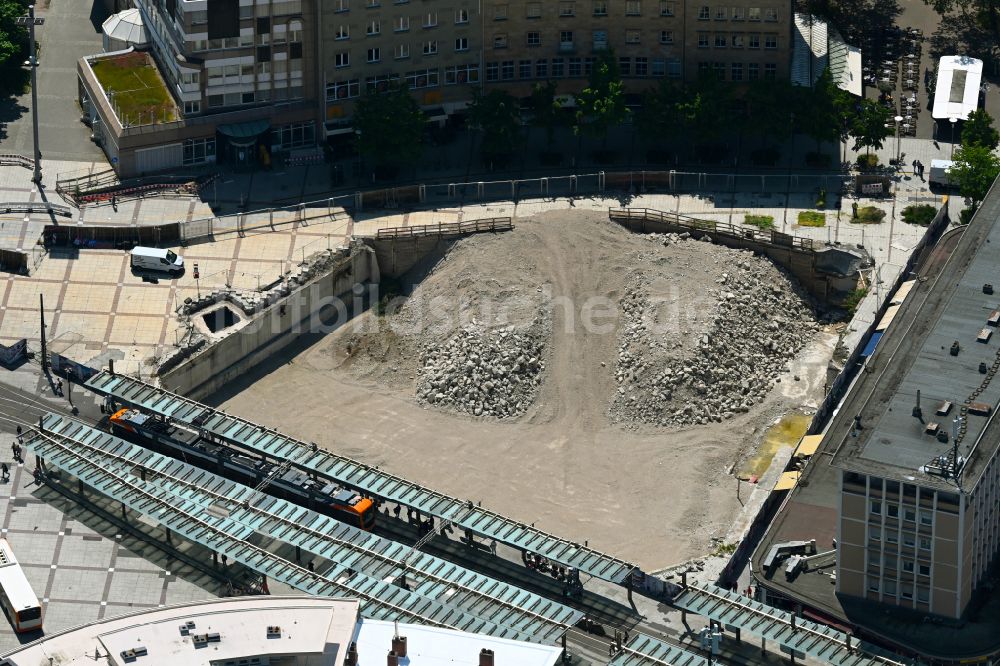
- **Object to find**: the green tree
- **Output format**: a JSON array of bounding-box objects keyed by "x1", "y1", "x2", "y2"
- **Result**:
[
  {"x1": 467, "y1": 88, "x2": 522, "y2": 164},
  {"x1": 635, "y1": 79, "x2": 685, "y2": 146},
  {"x1": 926, "y1": 0, "x2": 1000, "y2": 68},
  {"x1": 529, "y1": 81, "x2": 564, "y2": 146},
  {"x1": 683, "y1": 73, "x2": 735, "y2": 142},
  {"x1": 949, "y1": 143, "x2": 1000, "y2": 207},
  {"x1": 850, "y1": 98, "x2": 892, "y2": 155},
  {"x1": 574, "y1": 50, "x2": 629, "y2": 146},
  {"x1": 803, "y1": 69, "x2": 854, "y2": 151},
  {"x1": 0, "y1": 0, "x2": 28, "y2": 66},
  {"x1": 961, "y1": 108, "x2": 999, "y2": 149},
  {"x1": 352, "y1": 82, "x2": 425, "y2": 172}
]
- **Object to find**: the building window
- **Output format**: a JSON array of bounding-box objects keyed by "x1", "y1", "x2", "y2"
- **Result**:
[
  {"x1": 919, "y1": 536, "x2": 932, "y2": 550},
  {"x1": 660, "y1": 30, "x2": 673, "y2": 43},
  {"x1": 182, "y1": 138, "x2": 215, "y2": 165},
  {"x1": 519, "y1": 59, "x2": 532, "y2": 78},
  {"x1": 327, "y1": 78, "x2": 360, "y2": 100},
  {"x1": 868, "y1": 526, "x2": 881, "y2": 542},
  {"x1": 526, "y1": 2, "x2": 541, "y2": 17},
  {"x1": 560, "y1": 1, "x2": 575, "y2": 16},
  {"x1": 730, "y1": 62, "x2": 742, "y2": 80},
  {"x1": 919, "y1": 511, "x2": 933, "y2": 526},
  {"x1": 765, "y1": 7, "x2": 778, "y2": 20},
  {"x1": 423, "y1": 12, "x2": 438, "y2": 27},
  {"x1": 552, "y1": 57, "x2": 565, "y2": 76},
  {"x1": 626, "y1": 29, "x2": 641, "y2": 43},
  {"x1": 867, "y1": 578, "x2": 879, "y2": 592},
  {"x1": 748, "y1": 62, "x2": 759, "y2": 80},
  {"x1": 593, "y1": 29, "x2": 608, "y2": 49},
  {"x1": 731, "y1": 32, "x2": 743, "y2": 47},
  {"x1": 619, "y1": 56, "x2": 631, "y2": 75},
  {"x1": 593, "y1": 0, "x2": 608, "y2": 16},
  {"x1": 698, "y1": 5, "x2": 710, "y2": 19},
  {"x1": 367, "y1": 47, "x2": 380, "y2": 62},
  {"x1": 635, "y1": 56, "x2": 648, "y2": 75},
  {"x1": 918, "y1": 563, "x2": 930, "y2": 576},
  {"x1": 713, "y1": 61, "x2": 725, "y2": 77},
  {"x1": 626, "y1": 0, "x2": 641, "y2": 15},
  {"x1": 455, "y1": 37, "x2": 468, "y2": 51},
  {"x1": 749, "y1": 6, "x2": 761, "y2": 20},
  {"x1": 883, "y1": 554, "x2": 896, "y2": 569},
  {"x1": 183, "y1": 100, "x2": 200, "y2": 114},
  {"x1": 667, "y1": 58, "x2": 681, "y2": 77},
  {"x1": 395, "y1": 43, "x2": 409, "y2": 59},
  {"x1": 904, "y1": 508, "x2": 916, "y2": 522},
  {"x1": 272, "y1": 121, "x2": 315, "y2": 150},
  {"x1": 494, "y1": 4, "x2": 508, "y2": 19},
  {"x1": 568, "y1": 57, "x2": 582, "y2": 77},
  {"x1": 494, "y1": 33, "x2": 508, "y2": 48},
  {"x1": 731, "y1": 6, "x2": 744, "y2": 19},
  {"x1": 486, "y1": 61, "x2": 499, "y2": 81},
  {"x1": 527, "y1": 31, "x2": 540, "y2": 46},
  {"x1": 887, "y1": 504, "x2": 899, "y2": 518},
  {"x1": 870, "y1": 500, "x2": 882, "y2": 515},
  {"x1": 455, "y1": 8, "x2": 469, "y2": 23},
  {"x1": 765, "y1": 33, "x2": 777, "y2": 48},
  {"x1": 698, "y1": 32, "x2": 709, "y2": 47},
  {"x1": 901, "y1": 588, "x2": 913, "y2": 600},
  {"x1": 444, "y1": 63, "x2": 479, "y2": 84},
  {"x1": 916, "y1": 587, "x2": 929, "y2": 603},
  {"x1": 404, "y1": 68, "x2": 438, "y2": 88},
  {"x1": 903, "y1": 533, "x2": 916, "y2": 547},
  {"x1": 366, "y1": 0, "x2": 379, "y2": 7},
  {"x1": 660, "y1": 0, "x2": 674, "y2": 15},
  {"x1": 394, "y1": 16, "x2": 409, "y2": 31},
  {"x1": 715, "y1": 6, "x2": 727, "y2": 19},
  {"x1": 764, "y1": 62, "x2": 776, "y2": 79},
  {"x1": 335, "y1": 25, "x2": 349, "y2": 39},
  {"x1": 902, "y1": 560, "x2": 914, "y2": 573},
  {"x1": 334, "y1": 0, "x2": 349, "y2": 11},
  {"x1": 714, "y1": 33, "x2": 726, "y2": 47},
  {"x1": 884, "y1": 579, "x2": 897, "y2": 595},
  {"x1": 500, "y1": 60, "x2": 514, "y2": 79},
  {"x1": 367, "y1": 19, "x2": 380, "y2": 35},
  {"x1": 560, "y1": 30, "x2": 574, "y2": 47},
  {"x1": 422, "y1": 40, "x2": 438, "y2": 54},
  {"x1": 335, "y1": 51, "x2": 350, "y2": 67},
  {"x1": 535, "y1": 59, "x2": 548, "y2": 77},
  {"x1": 748, "y1": 33, "x2": 760, "y2": 48},
  {"x1": 365, "y1": 73, "x2": 399, "y2": 93},
  {"x1": 886, "y1": 530, "x2": 898, "y2": 544}
]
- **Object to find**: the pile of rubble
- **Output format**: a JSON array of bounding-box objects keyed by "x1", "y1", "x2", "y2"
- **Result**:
[
  {"x1": 611, "y1": 235, "x2": 817, "y2": 426},
  {"x1": 416, "y1": 323, "x2": 546, "y2": 419}
]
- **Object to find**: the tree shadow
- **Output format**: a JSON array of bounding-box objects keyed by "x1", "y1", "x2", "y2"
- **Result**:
[{"x1": 0, "y1": 68, "x2": 31, "y2": 136}]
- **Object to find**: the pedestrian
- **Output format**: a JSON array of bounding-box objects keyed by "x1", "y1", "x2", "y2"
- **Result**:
[
  {"x1": 10, "y1": 441, "x2": 16, "y2": 462},
  {"x1": 1, "y1": 462, "x2": 8, "y2": 482},
  {"x1": 489, "y1": 539, "x2": 497, "y2": 556},
  {"x1": 919, "y1": 161, "x2": 925, "y2": 179},
  {"x1": 16, "y1": 426, "x2": 22, "y2": 445},
  {"x1": 56, "y1": 379, "x2": 63, "y2": 396}
]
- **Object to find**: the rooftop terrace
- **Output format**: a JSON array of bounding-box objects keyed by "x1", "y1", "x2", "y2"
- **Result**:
[{"x1": 90, "y1": 51, "x2": 178, "y2": 127}]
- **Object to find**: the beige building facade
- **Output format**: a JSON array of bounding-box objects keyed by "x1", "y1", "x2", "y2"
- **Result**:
[{"x1": 80, "y1": 0, "x2": 792, "y2": 176}]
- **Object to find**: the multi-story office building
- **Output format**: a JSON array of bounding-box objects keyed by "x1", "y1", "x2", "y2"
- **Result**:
[{"x1": 81, "y1": 0, "x2": 792, "y2": 176}]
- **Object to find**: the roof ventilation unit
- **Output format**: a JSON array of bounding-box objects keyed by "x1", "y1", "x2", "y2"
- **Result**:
[
  {"x1": 266, "y1": 625, "x2": 281, "y2": 638},
  {"x1": 984, "y1": 283, "x2": 993, "y2": 294},
  {"x1": 480, "y1": 648, "x2": 496, "y2": 666}
]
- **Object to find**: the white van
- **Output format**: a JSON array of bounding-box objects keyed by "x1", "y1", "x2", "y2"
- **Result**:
[{"x1": 130, "y1": 246, "x2": 184, "y2": 274}]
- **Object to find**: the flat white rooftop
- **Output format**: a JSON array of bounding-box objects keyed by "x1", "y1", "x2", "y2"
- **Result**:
[
  {"x1": 353, "y1": 619, "x2": 563, "y2": 666},
  {"x1": 932, "y1": 55, "x2": 983, "y2": 120},
  {"x1": 1, "y1": 597, "x2": 359, "y2": 666}
]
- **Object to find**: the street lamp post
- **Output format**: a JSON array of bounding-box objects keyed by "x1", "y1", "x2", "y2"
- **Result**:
[
  {"x1": 894, "y1": 115, "x2": 903, "y2": 170},
  {"x1": 949, "y1": 117, "x2": 958, "y2": 160},
  {"x1": 15, "y1": 5, "x2": 45, "y2": 184}
]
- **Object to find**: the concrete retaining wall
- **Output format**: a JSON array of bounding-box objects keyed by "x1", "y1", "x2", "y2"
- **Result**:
[
  {"x1": 158, "y1": 245, "x2": 379, "y2": 399},
  {"x1": 610, "y1": 209, "x2": 860, "y2": 304}
]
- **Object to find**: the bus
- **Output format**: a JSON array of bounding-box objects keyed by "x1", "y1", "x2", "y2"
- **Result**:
[{"x1": 0, "y1": 539, "x2": 42, "y2": 633}]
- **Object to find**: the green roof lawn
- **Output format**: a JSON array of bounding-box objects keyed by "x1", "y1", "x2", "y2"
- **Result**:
[{"x1": 91, "y1": 52, "x2": 178, "y2": 126}]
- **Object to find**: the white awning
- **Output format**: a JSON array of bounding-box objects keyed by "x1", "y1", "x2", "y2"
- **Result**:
[{"x1": 932, "y1": 55, "x2": 983, "y2": 120}]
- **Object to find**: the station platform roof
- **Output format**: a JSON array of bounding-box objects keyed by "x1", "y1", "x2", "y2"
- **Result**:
[
  {"x1": 610, "y1": 633, "x2": 708, "y2": 666},
  {"x1": 85, "y1": 371, "x2": 637, "y2": 584},
  {"x1": 27, "y1": 412, "x2": 582, "y2": 645},
  {"x1": 672, "y1": 582, "x2": 903, "y2": 666}
]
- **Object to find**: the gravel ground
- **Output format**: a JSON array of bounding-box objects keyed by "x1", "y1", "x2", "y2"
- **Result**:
[{"x1": 216, "y1": 210, "x2": 836, "y2": 568}]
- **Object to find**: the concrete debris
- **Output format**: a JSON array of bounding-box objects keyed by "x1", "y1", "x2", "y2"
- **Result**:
[
  {"x1": 611, "y1": 234, "x2": 817, "y2": 427},
  {"x1": 416, "y1": 322, "x2": 546, "y2": 419}
]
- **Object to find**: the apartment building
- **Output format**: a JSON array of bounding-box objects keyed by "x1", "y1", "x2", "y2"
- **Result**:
[
  {"x1": 80, "y1": 0, "x2": 321, "y2": 175},
  {"x1": 81, "y1": 0, "x2": 792, "y2": 176},
  {"x1": 319, "y1": 0, "x2": 483, "y2": 135}
]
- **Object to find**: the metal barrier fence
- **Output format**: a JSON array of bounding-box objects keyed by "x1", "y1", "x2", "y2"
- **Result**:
[
  {"x1": 609, "y1": 207, "x2": 818, "y2": 251},
  {"x1": 375, "y1": 216, "x2": 513, "y2": 239},
  {"x1": 0, "y1": 153, "x2": 33, "y2": 170}
]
